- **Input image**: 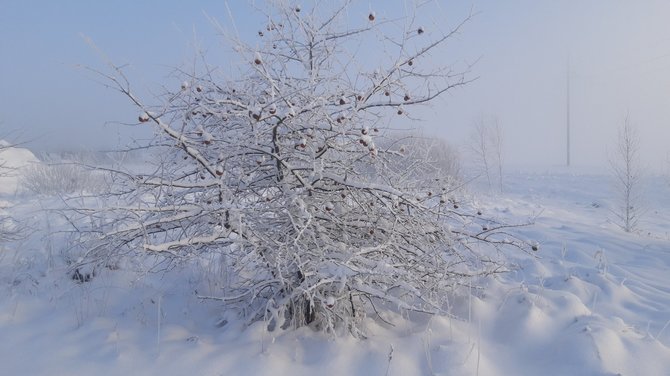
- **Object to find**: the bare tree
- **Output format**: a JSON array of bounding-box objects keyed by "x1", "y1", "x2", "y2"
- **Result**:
[
  {"x1": 610, "y1": 116, "x2": 642, "y2": 232},
  {"x1": 72, "y1": 1, "x2": 533, "y2": 336},
  {"x1": 469, "y1": 116, "x2": 504, "y2": 192},
  {"x1": 469, "y1": 119, "x2": 492, "y2": 188},
  {"x1": 491, "y1": 118, "x2": 504, "y2": 192}
]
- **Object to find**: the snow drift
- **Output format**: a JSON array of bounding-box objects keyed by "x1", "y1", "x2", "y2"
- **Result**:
[{"x1": 0, "y1": 140, "x2": 40, "y2": 195}]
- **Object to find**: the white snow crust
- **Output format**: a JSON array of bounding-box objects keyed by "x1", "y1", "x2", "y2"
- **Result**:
[{"x1": 1, "y1": 166, "x2": 669, "y2": 375}]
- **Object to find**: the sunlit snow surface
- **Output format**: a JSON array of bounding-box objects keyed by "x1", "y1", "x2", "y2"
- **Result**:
[{"x1": 1, "y1": 161, "x2": 669, "y2": 375}]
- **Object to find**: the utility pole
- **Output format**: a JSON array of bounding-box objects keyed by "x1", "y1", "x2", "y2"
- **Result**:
[{"x1": 566, "y1": 58, "x2": 571, "y2": 167}]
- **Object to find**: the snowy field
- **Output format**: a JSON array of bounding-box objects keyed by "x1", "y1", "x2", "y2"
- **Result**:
[{"x1": 1, "y1": 145, "x2": 669, "y2": 375}]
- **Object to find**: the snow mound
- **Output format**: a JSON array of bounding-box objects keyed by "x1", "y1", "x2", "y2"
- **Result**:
[{"x1": 0, "y1": 140, "x2": 40, "y2": 194}]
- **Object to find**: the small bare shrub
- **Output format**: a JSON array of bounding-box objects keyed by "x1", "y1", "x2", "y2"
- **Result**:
[
  {"x1": 20, "y1": 163, "x2": 107, "y2": 195},
  {"x1": 609, "y1": 116, "x2": 643, "y2": 233}
]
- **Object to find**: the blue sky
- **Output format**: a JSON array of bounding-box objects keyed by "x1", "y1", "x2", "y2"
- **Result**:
[{"x1": 1, "y1": 1, "x2": 670, "y2": 169}]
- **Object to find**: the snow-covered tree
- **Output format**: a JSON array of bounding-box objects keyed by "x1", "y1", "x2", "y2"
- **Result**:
[{"x1": 77, "y1": 1, "x2": 532, "y2": 335}]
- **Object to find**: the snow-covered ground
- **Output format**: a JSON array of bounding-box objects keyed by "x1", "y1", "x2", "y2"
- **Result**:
[{"x1": 1, "y1": 147, "x2": 669, "y2": 375}]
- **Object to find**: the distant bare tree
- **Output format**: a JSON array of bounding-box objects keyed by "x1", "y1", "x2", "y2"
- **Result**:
[
  {"x1": 610, "y1": 116, "x2": 642, "y2": 233},
  {"x1": 469, "y1": 117, "x2": 504, "y2": 192},
  {"x1": 491, "y1": 118, "x2": 504, "y2": 192},
  {"x1": 470, "y1": 119, "x2": 492, "y2": 188}
]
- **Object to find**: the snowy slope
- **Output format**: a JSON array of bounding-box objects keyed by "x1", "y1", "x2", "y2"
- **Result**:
[
  {"x1": 0, "y1": 140, "x2": 40, "y2": 195},
  {"x1": 0, "y1": 168, "x2": 669, "y2": 375}
]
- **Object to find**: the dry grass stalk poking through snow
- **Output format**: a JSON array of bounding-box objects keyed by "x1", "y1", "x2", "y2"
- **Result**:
[{"x1": 74, "y1": 1, "x2": 534, "y2": 336}]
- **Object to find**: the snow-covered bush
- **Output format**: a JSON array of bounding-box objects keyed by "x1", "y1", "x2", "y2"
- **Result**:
[
  {"x1": 398, "y1": 134, "x2": 462, "y2": 182},
  {"x1": 20, "y1": 163, "x2": 107, "y2": 196},
  {"x1": 76, "y1": 1, "x2": 532, "y2": 336}
]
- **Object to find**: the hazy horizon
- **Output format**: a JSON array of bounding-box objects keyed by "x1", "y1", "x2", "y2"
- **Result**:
[{"x1": 2, "y1": 1, "x2": 669, "y2": 170}]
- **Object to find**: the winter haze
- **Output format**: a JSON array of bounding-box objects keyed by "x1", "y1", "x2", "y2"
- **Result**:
[{"x1": 1, "y1": 0, "x2": 669, "y2": 168}]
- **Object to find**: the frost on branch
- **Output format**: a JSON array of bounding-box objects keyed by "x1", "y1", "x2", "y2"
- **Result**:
[{"x1": 79, "y1": 1, "x2": 533, "y2": 336}]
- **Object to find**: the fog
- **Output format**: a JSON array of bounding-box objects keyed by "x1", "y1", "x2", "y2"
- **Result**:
[
  {"x1": 436, "y1": 0, "x2": 670, "y2": 170},
  {"x1": 1, "y1": 1, "x2": 669, "y2": 170}
]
